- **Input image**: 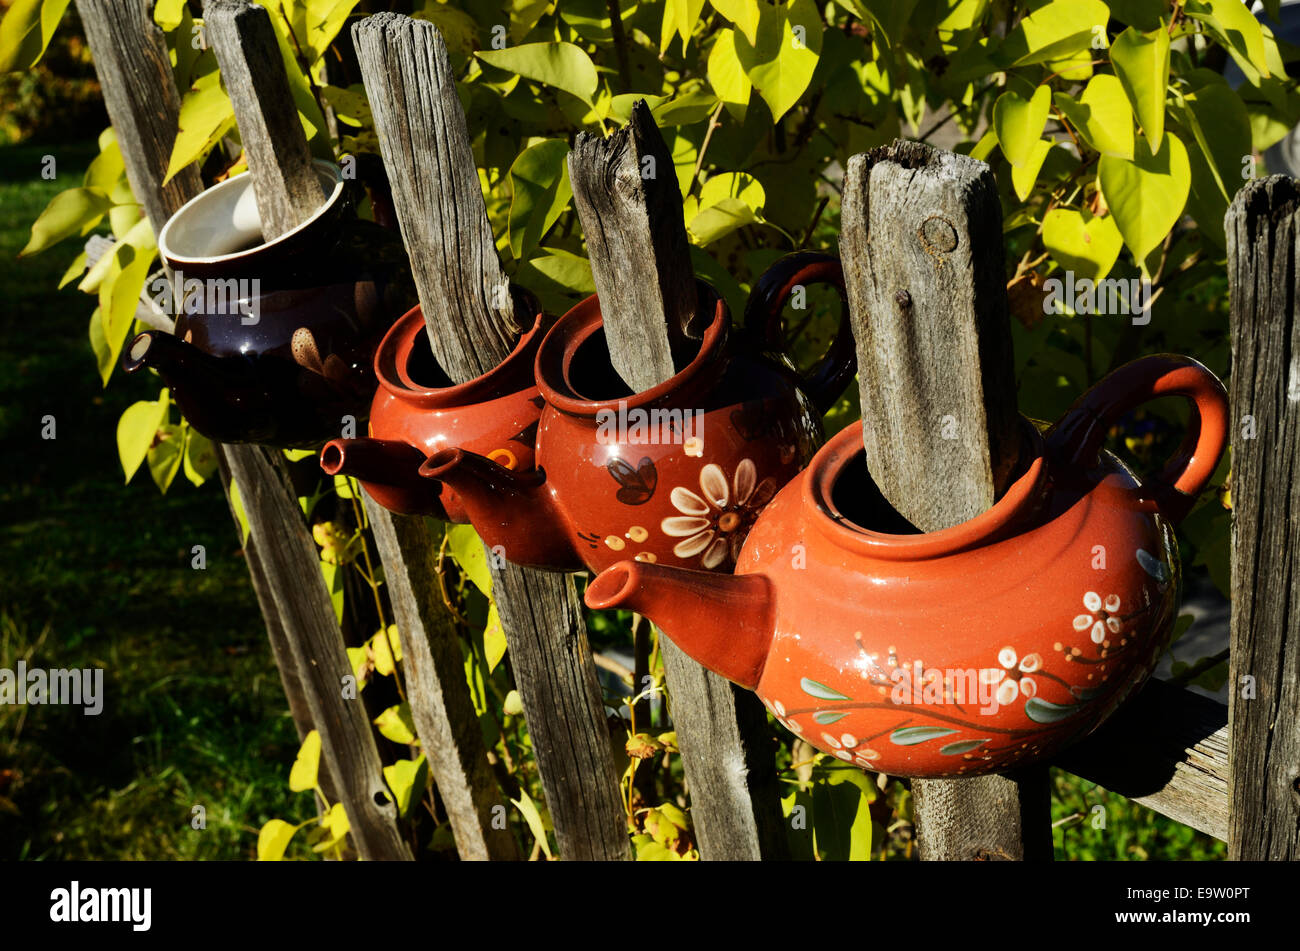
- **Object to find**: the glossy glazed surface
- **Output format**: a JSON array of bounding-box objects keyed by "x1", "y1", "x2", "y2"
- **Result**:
[
  {"x1": 125, "y1": 162, "x2": 416, "y2": 448},
  {"x1": 427, "y1": 263, "x2": 853, "y2": 572},
  {"x1": 321, "y1": 305, "x2": 549, "y2": 520},
  {"x1": 586, "y1": 354, "x2": 1229, "y2": 777}
]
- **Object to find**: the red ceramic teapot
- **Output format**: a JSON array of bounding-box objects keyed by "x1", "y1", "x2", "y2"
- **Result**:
[
  {"x1": 586, "y1": 355, "x2": 1229, "y2": 778},
  {"x1": 124, "y1": 160, "x2": 415, "y2": 448},
  {"x1": 319, "y1": 297, "x2": 549, "y2": 521},
  {"x1": 420, "y1": 252, "x2": 856, "y2": 572}
]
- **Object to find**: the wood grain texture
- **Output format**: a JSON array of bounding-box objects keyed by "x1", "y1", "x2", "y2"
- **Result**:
[
  {"x1": 73, "y1": 0, "x2": 203, "y2": 235},
  {"x1": 363, "y1": 500, "x2": 519, "y2": 860},
  {"x1": 1226, "y1": 175, "x2": 1300, "y2": 860},
  {"x1": 840, "y1": 141, "x2": 1024, "y2": 532},
  {"x1": 1055, "y1": 677, "x2": 1228, "y2": 842},
  {"x1": 568, "y1": 99, "x2": 699, "y2": 391},
  {"x1": 352, "y1": 13, "x2": 518, "y2": 376},
  {"x1": 77, "y1": 0, "x2": 406, "y2": 859},
  {"x1": 571, "y1": 99, "x2": 788, "y2": 860},
  {"x1": 224, "y1": 448, "x2": 411, "y2": 860},
  {"x1": 489, "y1": 562, "x2": 630, "y2": 859},
  {"x1": 352, "y1": 11, "x2": 629, "y2": 860},
  {"x1": 841, "y1": 140, "x2": 1047, "y2": 861},
  {"x1": 202, "y1": 0, "x2": 327, "y2": 238}
]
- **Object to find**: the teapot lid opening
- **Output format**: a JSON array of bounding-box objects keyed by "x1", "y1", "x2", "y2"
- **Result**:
[{"x1": 808, "y1": 416, "x2": 1048, "y2": 560}]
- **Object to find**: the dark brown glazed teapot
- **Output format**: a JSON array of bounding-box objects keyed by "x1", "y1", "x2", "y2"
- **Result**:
[
  {"x1": 421, "y1": 252, "x2": 856, "y2": 572},
  {"x1": 123, "y1": 160, "x2": 415, "y2": 448}
]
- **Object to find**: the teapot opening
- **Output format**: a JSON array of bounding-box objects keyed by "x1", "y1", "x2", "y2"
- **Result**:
[
  {"x1": 827, "y1": 454, "x2": 924, "y2": 535},
  {"x1": 400, "y1": 332, "x2": 456, "y2": 389},
  {"x1": 563, "y1": 325, "x2": 637, "y2": 401}
]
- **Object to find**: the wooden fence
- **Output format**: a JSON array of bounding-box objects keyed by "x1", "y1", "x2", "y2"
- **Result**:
[{"x1": 72, "y1": 0, "x2": 1298, "y2": 861}]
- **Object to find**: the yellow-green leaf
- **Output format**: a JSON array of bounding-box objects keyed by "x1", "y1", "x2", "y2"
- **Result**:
[
  {"x1": 0, "y1": 0, "x2": 69, "y2": 72},
  {"x1": 99, "y1": 236, "x2": 157, "y2": 367},
  {"x1": 183, "y1": 426, "x2": 218, "y2": 487},
  {"x1": 1053, "y1": 74, "x2": 1134, "y2": 159},
  {"x1": 309, "y1": 802, "x2": 350, "y2": 853},
  {"x1": 59, "y1": 249, "x2": 87, "y2": 290},
  {"x1": 661, "y1": 0, "x2": 707, "y2": 54},
  {"x1": 289, "y1": 729, "x2": 322, "y2": 793},
  {"x1": 165, "y1": 71, "x2": 235, "y2": 186},
  {"x1": 512, "y1": 789, "x2": 553, "y2": 859},
  {"x1": 993, "y1": 85, "x2": 1051, "y2": 167},
  {"x1": 707, "y1": 28, "x2": 751, "y2": 120},
  {"x1": 370, "y1": 627, "x2": 396, "y2": 677},
  {"x1": 1110, "y1": 25, "x2": 1170, "y2": 152},
  {"x1": 1010, "y1": 138, "x2": 1053, "y2": 200},
  {"x1": 147, "y1": 423, "x2": 184, "y2": 494},
  {"x1": 374, "y1": 703, "x2": 416, "y2": 745},
  {"x1": 1042, "y1": 207, "x2": 1123, "y2": 284},
  {"x1": 84, "y1": 130, "x2": 125, "y2": 191},
  {"x1": 734, "y1": 0, "x2": 822, "y2": 123},
  {"x1": 484, "y1": 603, "x2": 507, "y2": 673},
  {"x1": 117, "y1": 391, "x2": 170, "y2": 484},
  {"x1": 709, "y1": 0, "x2": 760, "y2": 44},
  {"x1": 1000, "y1": 0, "x2": 1109, "y2": 67},
  {"x1": 20, "y1": 187, "x2": 111, "y2": 257},
  {"x1": 154, "y1": 0, "x2": 187, "y2": 30},
  {"x1": 1184, "y1": 0, "x2": 1271, "y2": 85},
  {"x1": 382, "y1": 755, "x2": 429, "y2": 818},
  {"x1": 256, "y1": 819, "x2": 298, "y2": 861},
  {"x1": 476, "y1": 42, "x2": 599, "y2": 108},
  {"x1": 229, "y1": 476, "x2": 250, "y2": 546},
  {"x1": 508, "y1": 139, "x2": 572, "y2": 261},
  {"x1": 689, "y1": 197, "x2": 761, "y2": 244},
  {"x1": 1098, "y1": 131, "x2": 1191, "y2": 262},
  {"x1": 446, "y1": 524, "x2": 492, "y2": 596}
]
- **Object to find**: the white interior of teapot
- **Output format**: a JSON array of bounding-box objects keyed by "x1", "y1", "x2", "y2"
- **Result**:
[{"x1": 158, "y1": 160, "x2": 343, "y2": 263}]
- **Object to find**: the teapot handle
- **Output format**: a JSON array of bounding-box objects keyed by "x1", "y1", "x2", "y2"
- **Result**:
[
  {"x1": 743, "y1": 251, "x2": 857, "y2": 415},
  {"x1": 1045, "y1": 354, "x2": 1229, "y2": 524}
]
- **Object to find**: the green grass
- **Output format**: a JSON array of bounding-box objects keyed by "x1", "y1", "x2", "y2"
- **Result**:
[{"x1": 0, "y1": 143, "x2": 313, "y2": 859}]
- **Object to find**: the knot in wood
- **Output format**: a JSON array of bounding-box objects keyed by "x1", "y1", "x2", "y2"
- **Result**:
[
  {"x1": 894, "y1": 289, "x2": 912, "y2": 309},
  {"x1": 919, "y1": 215, "x2": 959, "y2": 255}
]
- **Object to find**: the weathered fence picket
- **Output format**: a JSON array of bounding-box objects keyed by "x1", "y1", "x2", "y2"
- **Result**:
[
  {"x1": 841, "y1": 141, "x2": 1052, "y2": 861},
  {"x1": 1226, "y1": 175, "x2": 1300, "y2": 861},
  {"x1": 76, "y1": 0, "x2": 409, "y2": 860},
  {"x1": 567, "y1": 101, "x2": 790, "y2": 860},
  {"x1": 353, "y1": 12, "x2": 630, "y2": 861}
]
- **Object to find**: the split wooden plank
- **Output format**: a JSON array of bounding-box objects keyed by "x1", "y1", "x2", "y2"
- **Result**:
[
  {"x1": 363, "y1": 503, "x2": 519, "y2": 860},
  {"x1": 841, "y1": 141, "x2": 1049, "y2": 861},
  {"x1": 567, "y1": 100, "x2": 699, "y2": 389},
  {"x1": 1055, "y1": 677, "x2": 1228, "y2": 842},
  {"x1": 75, "y1": 0, "x2": 408, "y2": 860},
  {"x1": 1225, "y1": 175, "x2": 1300, "y2": 860},
  {"x1": 354, "y1": 12, "x2": 630, "y2": 861},
  {"x1": 568, "y1": 99, "x2": 790, "y2": 860},
  {"x1": 202, "y1": 1, "x2": 327, "y2": 237},
  {"x1": 841, "y1": 140, "x2": 1025, "y2": 533},
  {"x1": 351, "y1": 12, "x2": 517, "y2": 376}
]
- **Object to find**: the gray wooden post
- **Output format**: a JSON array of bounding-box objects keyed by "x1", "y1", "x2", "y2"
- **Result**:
[
  {"x1": 567, "y1": 100, "x2": 790, "y2": 860},
  {"x1": 1226, "y1": 175, "x2": 1300, "y2": 860},
  {"x1": 841, "y1": 141, "x2": 1050, "y2": 861},
  {"x1": 353, "y1": 12, "x2": 630, "y2": 861},
  {"x1": 76, "y1": 0, "x2": 409, "y2": 861},
  {"x1": 202, "y1": 1, "x2": 327, "y2": 237}
]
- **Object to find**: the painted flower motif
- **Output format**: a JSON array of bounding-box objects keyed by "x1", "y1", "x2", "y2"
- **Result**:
[
  {"x1": 763, "y1": 697, "x2": 804, "y2": 736},
  {"x1": 661, "y1": 460, "x2": 777, "y2": 568},
  {"x1": 1074, "y1": 591, "x2": 1123, "y2": 644},
  {"x1": 980, "y1": 646, "x2": 1042, "y2": 706}
]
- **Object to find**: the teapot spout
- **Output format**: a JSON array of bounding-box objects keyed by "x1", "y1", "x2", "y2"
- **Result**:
[
  {"x1": 123, "y1": 331, "x2": 273, "y2": 443},
  {"x1": 419, "y1": 448, "x2": 577, "y2": 570},
  {"x1": 585, "y1": 561, "x2": 774, "y2": 690},
  {"x1": 321, "y1": 437, "x2": 434, "y2": 516}
]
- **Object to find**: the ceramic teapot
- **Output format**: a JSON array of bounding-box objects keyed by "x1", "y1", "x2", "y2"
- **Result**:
[
  {"x1": 319, "y1": 295, "x2": 550, "y2": 521},
  {"x1": 585, "y1": 355, "x2": 1229, "y2": 778},
  {"x1": 419, "y1": 252, "x2": 856, "y2": 572},
  {"x1": 123, "y1": 160, "x2": 416, "y2": 448}
]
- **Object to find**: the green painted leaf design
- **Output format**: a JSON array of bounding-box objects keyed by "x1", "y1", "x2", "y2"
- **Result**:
[
  {"x1": 889, "y1": 726, "x2": 958, "y2": 746},
  {"x1": 800, "y1": 677, "x2": 850, "y2": 701},
  {"x1": 813, "y1": 711, "x2": 848, "y2": 725},
  {"x1": 939, "y1": 739, "x2": 990, "y2": 756},
  {"x1": 1024, "y1": 697, "x2": 1082, "y2": 723}
]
